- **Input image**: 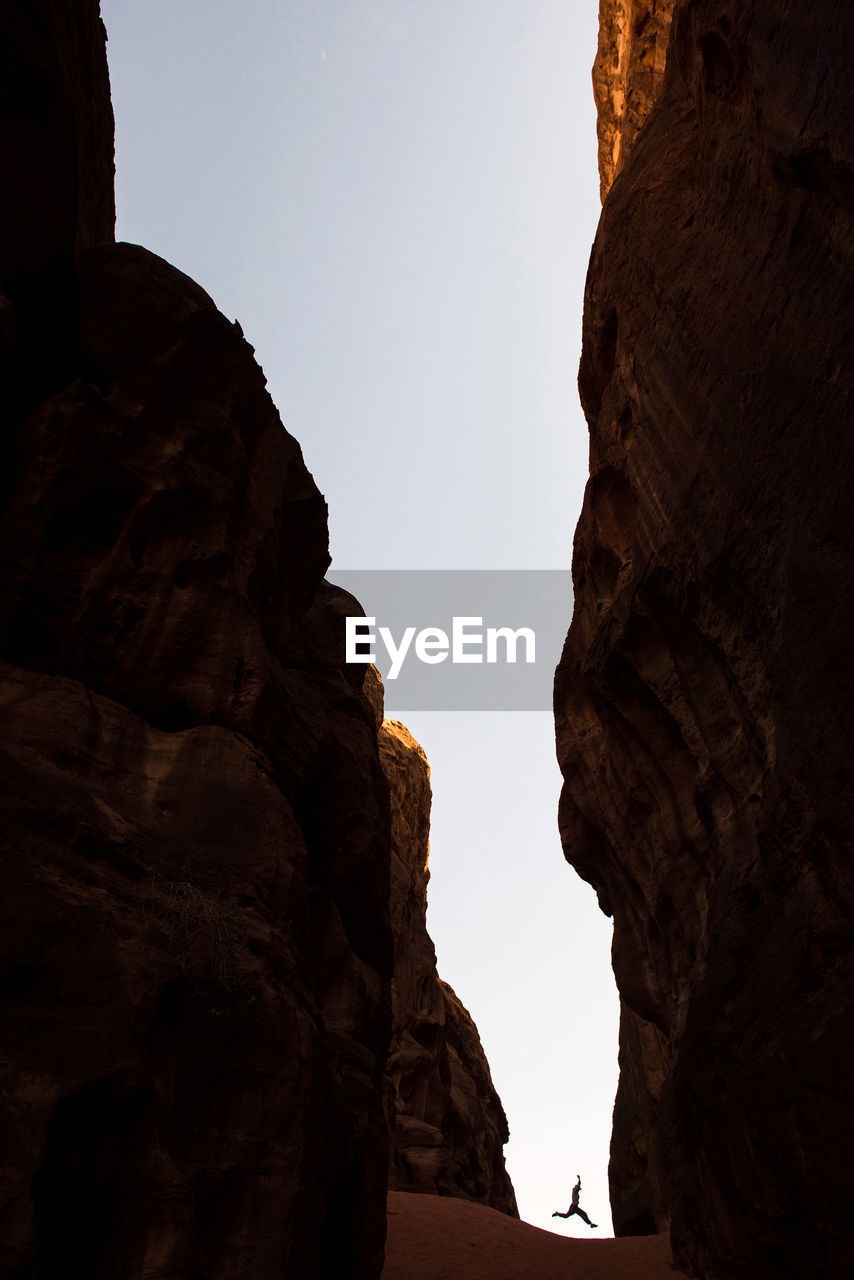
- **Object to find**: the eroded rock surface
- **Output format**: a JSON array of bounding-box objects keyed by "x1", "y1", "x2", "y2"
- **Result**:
[
  {"x1": 558, "y1": 2, "x2": 854, "y2": 1277},
  {"x1": 378, "y1": 715, "x2": 517, "y2": 1218},
  {"x1": 593, "y1": 0, "x2": 676, "y2": 200},
  {"x1": 1, "y1": 7, "x2": 392, "y2": 1278}
]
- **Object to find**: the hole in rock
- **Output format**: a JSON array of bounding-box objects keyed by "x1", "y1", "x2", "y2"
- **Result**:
[
  {"x1": 700, "y1": 31, "x2": 735, "y2": 97},
  {"x1": 44, "y1": 485, "x2": 137, "y2": 555},
  {"x1": 172, "y1": 560, "x2": 194, "y2": 589},
  {"x1": 32, "y1": 1082, "x2": 150, "y2": 1279}
]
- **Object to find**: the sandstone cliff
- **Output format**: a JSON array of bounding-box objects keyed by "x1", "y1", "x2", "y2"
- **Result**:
[
  {"x1": 557, "y1": 3, "x2": 854, "y2": 1278},
  {"x1": 375, "y1": 708, "x2": 517, "y2": 1218},
  {"x1": 0, "y1": 5, "x2": 392, "y2": 1277},
  {"x1": 593, "y1": 0, "x2": 676, "y2": 200}
]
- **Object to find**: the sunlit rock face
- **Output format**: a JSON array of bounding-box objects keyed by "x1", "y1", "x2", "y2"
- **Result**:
[
  {"x1": 377, "y1": 711, "x2": 518, "y2": 1218},
  {"x1": 593, "y1": 0, "x2": 677, "y2": 201},
  {"x1": 557, "y1": 2, "x2": 854, "y2": 1277},
  {"x1": 0, "y1": 6, "x2": 392, "y2": 1277}
]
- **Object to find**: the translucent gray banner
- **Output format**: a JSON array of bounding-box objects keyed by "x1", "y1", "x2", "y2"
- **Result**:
[{"x1": 330, "y1": 570, "x2": 572, "y2": 712}]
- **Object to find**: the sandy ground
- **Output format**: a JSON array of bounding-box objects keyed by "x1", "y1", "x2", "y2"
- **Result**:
[{"x1": 382, "y1": 1192, "x2": 687, "y2": 1280}]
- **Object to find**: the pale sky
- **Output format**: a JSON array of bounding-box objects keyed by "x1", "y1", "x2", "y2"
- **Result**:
[{"x1": 101, "y1": 0, "x2": 616, "y2": 1235}]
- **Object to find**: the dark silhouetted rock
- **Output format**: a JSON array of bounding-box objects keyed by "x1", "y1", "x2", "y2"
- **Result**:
[
  {"x1": 0, "y1": 0, "x2": 115, "y2": 413},
  {"x1": 0, "y1": 8, "x2": 392, "y2": 1278},
  {"x1": 557, "y1": 2, "x2": 854, "y2": 1277},
  {"x1": 379, "y1": 716, "x2": 518, "y2": 1218}
]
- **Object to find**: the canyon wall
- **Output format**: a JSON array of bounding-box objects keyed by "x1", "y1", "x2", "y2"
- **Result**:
[
  {"x1": 1, "y1": 6, "x2": 518, "y2": 1275},
  {"x1": 557, "y1": 2, "x2": 854, "y2": 1277},
  {"x1": 593, "y1": 0, "x2": 676, "y2": 200},
  {"x1": 0, "y1": 6, "x2": 393, "y2": 1277},
  {"x1": 372, "y1": 696, "x2": 517, "y2": 1218}
]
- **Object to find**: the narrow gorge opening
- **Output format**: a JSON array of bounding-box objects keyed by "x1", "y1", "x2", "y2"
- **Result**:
[{"x1": 100, "y1": 0, "x2": 617, "y2": 1238}]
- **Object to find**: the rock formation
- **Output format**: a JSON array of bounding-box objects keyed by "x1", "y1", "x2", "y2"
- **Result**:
[
  {"x1": 592, "y1": 0, "x2": 676, "y2": 200},
  {"x1": 557, "y1": 2, "x2": 854, "y2": 1278},
  {"x1": 0, "y1": 5, "x2": 393, "y2": 1277},
  {"x1": 371, "y1": 691, "x2": 517, "y2": 1218},
  {"x1": 1, "y1": 4, "x2": 522, "y2": 1274}
]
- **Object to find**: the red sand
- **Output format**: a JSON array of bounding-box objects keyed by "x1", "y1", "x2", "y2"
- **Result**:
[{"x1": 382, "y1": 1192, "x2": 687, "y2": 1280}]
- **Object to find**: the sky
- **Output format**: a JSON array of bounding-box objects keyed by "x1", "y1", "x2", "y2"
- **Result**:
[{"x1": 100, "y1": 0, "x2": 616, "y2": 1235}]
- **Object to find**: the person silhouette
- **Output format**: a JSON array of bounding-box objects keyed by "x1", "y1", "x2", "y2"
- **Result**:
[{"x1": 552, "y1": 1174, "x2": 597, "y2": 1228}]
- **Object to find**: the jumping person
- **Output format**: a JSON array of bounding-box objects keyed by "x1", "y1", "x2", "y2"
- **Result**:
[{"x1": 552, "y1": 1174, "x2": 597, "y2": 1228}]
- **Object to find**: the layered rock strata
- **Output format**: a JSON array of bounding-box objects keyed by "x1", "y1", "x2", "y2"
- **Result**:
[
  {"x1": 377, "y1": 712, "x2": 517, "y2": 1218},
  {"x1": 557, "y1": 2, "x2": 854, "y2": 1277},
  {"x1": 1, "y1": 6, "x2": 392, "y2": 1277}
]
